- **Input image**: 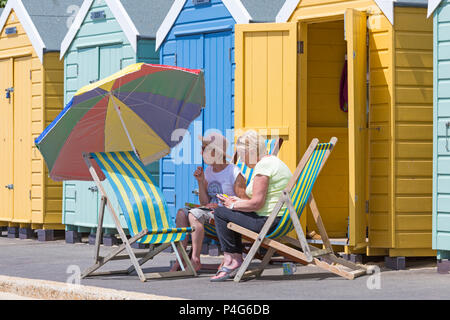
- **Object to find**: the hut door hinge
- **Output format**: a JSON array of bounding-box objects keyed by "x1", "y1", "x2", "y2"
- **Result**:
[
  {"x1": 365, "y1": 200, "x2": 369, "y2": 213},
  {"x1": 30, "y1": 70, "x2": 32, "y2": 80},
  {"x1": 297, "y1": 41, "x2": 304, "y2": 54}
]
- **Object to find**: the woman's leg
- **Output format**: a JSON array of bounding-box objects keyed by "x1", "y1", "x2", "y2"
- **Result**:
[
  {"x1": 212, "y1": 207, "x2": 270, "y2": 280},
  {"x1": 170, "y1": 209, "x2": 189, "y2": 272},
  {"x1": 176, "y1": 209, "x2": 190, "y2": 248},
  {"x1": 188, "y1": 213, "x2": 204, "y2": 271}
]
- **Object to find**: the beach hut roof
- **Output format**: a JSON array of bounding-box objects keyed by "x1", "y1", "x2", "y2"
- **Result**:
[
  {"x1": 276, "y1": 0, "x2": 428, "y2": 25},
  {"x1": 0, "y1": 0, "x2": 83, "y2": 63},
  {"x1": 428, "y1": 0, "x2": 444, "y2": 17},
  {"x1": 60, "y1": 0, "x2": 174, "y2": 59},
  {"x1": 156, "y1": 0, "x2": 286, "y2": 50}
]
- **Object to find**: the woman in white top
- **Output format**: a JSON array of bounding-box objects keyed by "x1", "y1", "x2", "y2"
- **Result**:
[{"x1": 171, "y1": 132, "x2": 247, "y2": 272}]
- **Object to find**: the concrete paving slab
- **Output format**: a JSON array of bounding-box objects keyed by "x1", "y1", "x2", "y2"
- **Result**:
[{"x1": 0, "y1": 235, "x2": 449, "y2": 300}]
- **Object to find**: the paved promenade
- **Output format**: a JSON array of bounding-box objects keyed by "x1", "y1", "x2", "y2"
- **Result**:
[{"x1": 0, "y1": 233, "x2": 449, "y2": 300}]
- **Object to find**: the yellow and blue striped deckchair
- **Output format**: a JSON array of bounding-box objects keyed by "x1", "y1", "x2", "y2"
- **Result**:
[
  {"x1": 229, "y1": 138, "x2": 368, "y2": 282},
  {"x1": 91, "y1": 151, "x2": 190, "y2": 244},
  {"x1": 203, "y1": 138, "x2": 283, "y2": 239},
  {"x1": 81, "y1": 151, "x2": 197, "y2": 282}
]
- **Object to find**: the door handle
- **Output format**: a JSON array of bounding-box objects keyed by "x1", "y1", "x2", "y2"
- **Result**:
[
  {"x1": 4, "y1": 184, "x2": 13, "y2": 190},
  {"x1": 5, "y1": 87, "x2": 13, "y2": 100},
  {"x1": 192, "y1": 189, "x2": 199, "y2": 196},
  {"x1": 88, "y1": 186, "x2": 98, "y2": 192}
]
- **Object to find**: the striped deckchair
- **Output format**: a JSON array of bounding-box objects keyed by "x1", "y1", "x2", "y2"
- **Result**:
[
  {"x1": 228, "y1": 138, "x2": 369, "y2": 282},
  {"x1": 81, "y1": 151, "x2": 197, "y2": 282},
  {"x1": 203, "y1": 138, "x2": 283, "y2": 239}
]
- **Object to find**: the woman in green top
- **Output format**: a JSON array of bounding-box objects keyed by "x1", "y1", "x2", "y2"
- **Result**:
[{"x1": 211, "y1": 130, "x2": 293, "y2": 282}]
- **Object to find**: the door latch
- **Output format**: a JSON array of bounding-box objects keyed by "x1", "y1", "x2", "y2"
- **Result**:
[
  {"x1": 5, "y1": 184, "x2": 13, "y2": 190},
  {"x1": 88, "y1": 186, "x2": 98, "y2": 192},
  {"x1": 192, "y1": 189, "x2": 200, "y2": 196},
  {"x1": 5, "y1": 87, "x2": 13, "y2": 100}
]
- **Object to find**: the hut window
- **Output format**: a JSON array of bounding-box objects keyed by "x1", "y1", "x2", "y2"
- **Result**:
[
  {"x1": 91, "y1": 11, "x2": 106, "y2": 21},
  {"x1": 5, "y1": 27, "x2": 17, "y2": 35},
  {"x1": 193, "y1": 0, "x2": 210, "y2": 5}
]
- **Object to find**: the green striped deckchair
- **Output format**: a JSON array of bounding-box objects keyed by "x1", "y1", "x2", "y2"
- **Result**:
[
  {"x1": 81, "y1": 151, "x2": 197, "y2": 282},
  {"x1": 203, "y1": 138, "x2": 283, "y2": 239},
  {"x1": 228, "y1": 138, "x2": 368, "y2": 282}
]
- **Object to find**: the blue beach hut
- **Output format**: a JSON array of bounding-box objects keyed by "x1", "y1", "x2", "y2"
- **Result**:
[
  {"x1": 59, "y1": 0, "x2": 174, "y2": 244},
  {"x1": 429, "y1": 0, "x2": 450, "y2": 273},
  {"x1": 156, "y1": 0, "x2": 286, "y2": 220}
]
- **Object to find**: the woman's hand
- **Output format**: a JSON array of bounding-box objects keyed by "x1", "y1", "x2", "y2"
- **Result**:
[
  {"x1": 217, "y1": 194, "x2": 239, "y2": 210},
  {"x1": 193, "y1": 166, "x2": 206, "y2": 183},
  {"x1": 205, "y1": 203, "x2": 218, "y2": 210}
]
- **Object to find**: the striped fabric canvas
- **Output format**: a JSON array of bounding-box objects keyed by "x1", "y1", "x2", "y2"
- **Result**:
[
  {"x1": 266, "y1": 143, "x2": 332, "y2": 239},
  {"x1": 90, "y1": 151, "x2": 192, "y2": 244}
]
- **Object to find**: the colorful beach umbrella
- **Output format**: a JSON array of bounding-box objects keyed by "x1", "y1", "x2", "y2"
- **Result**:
[{"x1": 35, "y1": 63, "x2": 205, "y2": 181}]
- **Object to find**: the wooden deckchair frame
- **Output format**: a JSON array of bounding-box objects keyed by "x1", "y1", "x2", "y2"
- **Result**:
[
  {"x1": 228, "y1": 138, "x2": 368, "y2": 282},
  {"x1": 81, "y1": 153, "x2": 197, "y2": 282}
]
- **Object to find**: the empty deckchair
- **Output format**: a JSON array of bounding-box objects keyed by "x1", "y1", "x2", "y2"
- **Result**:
[
  {"x1": 228, "y1": 138, "x2": 369, "y2": 282},
  {"x1": 81, "y1": 151, "x2": 197, "y2": 282},
  {"x1": 203, "y1": 137, "x2": 283, "y2": 239}
]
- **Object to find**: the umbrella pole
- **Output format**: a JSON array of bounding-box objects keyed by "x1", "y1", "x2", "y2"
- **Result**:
[{"x1": 111, "y1": 94, "x2": 139, "y2": 158}]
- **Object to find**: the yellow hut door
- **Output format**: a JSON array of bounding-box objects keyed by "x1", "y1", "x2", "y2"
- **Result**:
[
  {"x1": 345, "y1": 9, "x2": 368, "y2": 248},
  {"x1": 234, "y1": 22, "x2": 299, "y2": 171},
  {"x1": 0, "y1": 58, "x2": 13, "y2": 223},
  {"x1": 12, "y1": 56, "x2": 32, "y2": 223}
]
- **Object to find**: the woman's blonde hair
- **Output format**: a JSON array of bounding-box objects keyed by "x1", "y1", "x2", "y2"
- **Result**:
[{"x1": 236, "y1": 130, "x2": 267, "y2": 161}]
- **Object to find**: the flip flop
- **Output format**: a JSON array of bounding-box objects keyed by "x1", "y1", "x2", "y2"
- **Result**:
[{"x1": 210, "y1": 266, "x2": 239, "y2": 282}]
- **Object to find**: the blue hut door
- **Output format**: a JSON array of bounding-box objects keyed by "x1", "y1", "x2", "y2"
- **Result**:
[
  {"x1": 173, "y1": 34, "x2": 204, "y2": 213},
  {"x1": 172, "y1": 31, "x2": 233, "y2": 216}
]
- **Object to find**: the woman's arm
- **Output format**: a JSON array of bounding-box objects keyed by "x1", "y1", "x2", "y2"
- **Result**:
[
  {"x1": 198, "y1": 179, "x2": 209, "y2": 206},
  {"x1": 233, "y1": 174, "x2": 249, "y2": 200},
  {"x1": 194, "y1": 166, "x2": 210, "y2": 206},
  {"x1": 221, "y1": 175, "x2": 268, "y2": 212}
]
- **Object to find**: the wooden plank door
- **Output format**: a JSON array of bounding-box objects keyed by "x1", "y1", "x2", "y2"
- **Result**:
[
  {"x1": 173, "y1": 34, "x2": 204, "y2": 221},
  {"x1": 68, "y1": 47, "x2": 101, "y2": 228},
  {"x1": 234, "y1": 22, "x2": 298, "y2": 171},
  {"x1": 12, "y1": 56, "x2": 32, "y2": 223},
  {"x1": 0, "y1": 58, "x2": 13, "y2": 223},
  {"x1": 346, "y1": 9, "x2": 368, "y2": 247},
  {"x1": 203, "y1": 31, "x2": 233, "y2": 145},
  {"x1": 98, "y1": 44, "x2": 128, "y2": 230}
]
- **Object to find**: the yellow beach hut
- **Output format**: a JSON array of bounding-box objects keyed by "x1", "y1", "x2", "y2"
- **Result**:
[
  {"x1": 0, "y1": 0, "x2": 82, "y2": 240},
  {"x1": 235, "y1": 0, "x2": 433, "y2": 268}
]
